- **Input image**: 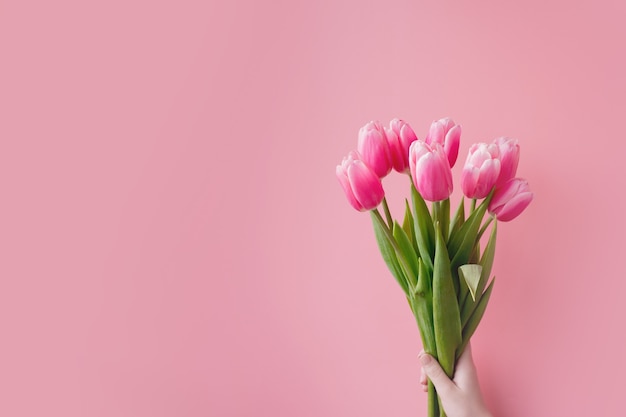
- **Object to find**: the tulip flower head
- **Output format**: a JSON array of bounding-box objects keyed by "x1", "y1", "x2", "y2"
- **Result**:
[
  {"x1": 387, "y1": 118, "x2": 418, "y2": 173},
  {"x1": 336, "y1": 151, "x2": 385, "y2": 211},
  {"x1": 488, "y1": 178, "x2": 533, "y2": 222},
  {"x1": 409, "y1": 141, "x2": 453, "y2": 202},
  {"x1": 461, "y1": 143, "x2": 501, "y2": 199},
  {"x1": 357, "y1": 121, "x2": 392, "y2": 178},
  {"x1": 493, "y1": 137, "x2": 520, "y2": 188},
  {"x1": 424, "y1": 117, "x2": 462, "y2": 168}
]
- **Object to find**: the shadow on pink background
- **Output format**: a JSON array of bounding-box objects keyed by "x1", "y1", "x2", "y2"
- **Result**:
[{"x1": 1, "y1": 0, "x2": 625, "y2": 416}]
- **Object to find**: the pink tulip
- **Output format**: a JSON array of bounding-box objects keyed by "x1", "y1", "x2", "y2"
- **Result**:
[
  {"x1": 488, "y1": 178, "x2": 533, "y2": 222},
  {"x1": 424, "y1": 117, "x2": 462, "y2": 168},
  {"x1": 357, "y1": 121, "x2": 392, "y2": 178},
  {"x1": 461, "y1": 143, "x2": 501, "y2": 199},
  {"x1": 409, "y1": 141, "x2": 453, "y2": 202},
  {"x1": 336, "y1": 151, "x2": 385, "y2": 211},
  {"x1": 493, "y1": 137, "x2": 520, "y2": 188},
  {"x1": 387, "y1": 118, "x2": 418, "y2": 173}
]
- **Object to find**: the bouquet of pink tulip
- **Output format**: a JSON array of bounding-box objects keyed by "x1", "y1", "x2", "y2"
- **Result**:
[{"x1": 336, "y1": 118, "x2": 532, "y2": 417}]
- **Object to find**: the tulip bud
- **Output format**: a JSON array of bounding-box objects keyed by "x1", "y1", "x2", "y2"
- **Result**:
[
  {"x1": 488, "y1": 178, "x2": 533, "y2": 222},
  {"x1": 409, "y1": 141, "x2": 453, "y2": 202},
  {"x1": 425, "y1": 117, "x2": 461, "y2": 168},
  {"x1": 493, "y1": 137, "x2": 520, "y2": 188},
  {"x1": 357, "y1": 121, "x2": 392, "y2": 178},
  {"x1": 336, "y1": 151, "x2": 385, "y2": 211},
  {"x1": 388, "y1": 118, "x2": 418, "y2": 173},
  {"x1": 461, "y1": 143, "x2": 501, "y2": 199}
]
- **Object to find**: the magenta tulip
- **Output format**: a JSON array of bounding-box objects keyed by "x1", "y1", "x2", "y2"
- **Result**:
[
  {"x1": 409, "y1": 141, "x2": 453, "y2": 202},
  {"x1": 387, "y1": 118, "x2": 418, "y2": 173},
  {"x1": 488, "y1": 178, "x2": 533, "y2": 222},
  {"x1": 461, "y1": 143, "x2": 501, "y2": 199},
  {"x1": 493, "y1": 137, "x2": 520, "y2": 188},
  {"x1": 424, "y1": 117, "x2": 462, "y2": 168},
  {"x1": 336, "y1": 151, "x2": 385, "y2": 211},
  {"x1": 357, "y1": 121, "x2": 392, "y2": 178}
]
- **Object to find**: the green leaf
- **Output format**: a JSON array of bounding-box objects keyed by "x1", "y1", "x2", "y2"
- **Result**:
[
  {"x1": 458, "y1": 278, "x2": 495, "y2": 358},
  {"x1": 393, "y1": 221, "x2": 418, "y2": 287},
  {"x1": 402, "y1": 199, "x2": 418, "y2": 252},
  {"x1": 448, "y1": 198, "x2": 465, "y2": 241},
  {"x1": 432, "y1": 222, "x2": 462, "y2": 378},
  {"x1": 449, "y1": 198, "x2": 489, "y2": 270},
  {"x1": 458, "y1": 264, "x2": 482, "y2": 302},
  {"x1": 439, "y1": 198, "x2": 450, "y2": 241},
  {"x1": 410, "y1": 258, "x2": 436, "y2": 354},
  {"x1": 411, "y1": 185, "x2": 435, "y2": 271},
  {"x1": 459, "y1": 222, "x2": 498, "y2": 325},
  {"x1": 371, "y1": 211, "x2": 409, "y2": 295},
  {"x1": 469, "y1": 241, "x2": 481, "y2": 264},
  {"x1": 478, "y1": 222, "x2": 497, "y2": 297}
]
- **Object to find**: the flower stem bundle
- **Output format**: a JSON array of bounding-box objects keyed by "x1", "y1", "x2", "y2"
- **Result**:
[{"x1": 337, "y1": 118, "x2": 532, "y2": 417}]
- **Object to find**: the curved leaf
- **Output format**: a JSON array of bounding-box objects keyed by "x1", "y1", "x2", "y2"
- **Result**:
[
  {"x1": 433, "y1": 223, "x2": 462, "y2": 378},
  {"x1": 371, "y1": 211, "x2": 409, "y2": 295},
  {"x1": 393, "y1": 221, "x2": 418, "y2": 287},
  {"x1": 411, "y1": 185, "x2": 435, "y2": 271},
  {"x1": 458, "y1": 278, "x2": 495, "y2": 358}
]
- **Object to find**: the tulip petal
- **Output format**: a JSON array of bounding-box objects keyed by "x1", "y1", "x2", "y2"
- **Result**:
[
  {"x1": 414, "y1": 150, "x2": 453, "y2": 202},
  {"x1": 474, "y1": 159, "x2": 500, "y2": 199},
  {"x1": 489, "y1": 178, "x2": 531, "y2": 217},
  {"x1": 495, "y1": 191, "x2": 533, "y2": 222},
  {"x1": 494, "y1": 137, "x2": 520, "y2": 188},
  {"x1": 358, "y1": 123, "x2": 392, "y2": 178},
  {"x1": 347, "y1": 160, "x2": 384, "y2": 210},
  {"x1": 461, "y1": 167, "x2": 479, "y2": 197},
  {"x1": 427, "y1": 122, "x2": 444, "y2": 146},
  {"x1": 336, "y1": 165, "x2": 363, "y2": 211},
  {"x1": 444, "y1": 125, "x2": 461, "y2": 167},
  {"x1": 461, "y1": 143, "x2": 501, "y2": 199},
  {"x1": 385, "y1": 127, "x2": 405, "y2": 173}
]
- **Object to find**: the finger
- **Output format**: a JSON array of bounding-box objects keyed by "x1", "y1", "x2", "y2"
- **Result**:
[
  {"x1": 457, "y1": 343, "x2": 474, "y2": 369},
  {"x1": 420, "y1": 368, "x2": 428, "y2": 391},
  {"x1": 453, "y1": 343, "x2": 479, "y2": 390},
  {"x1": 418, "y1": 351, "x2": 456, "y2": 396}
]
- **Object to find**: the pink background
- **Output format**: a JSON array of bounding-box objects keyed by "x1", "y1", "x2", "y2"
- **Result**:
[{"x1": 1, "y1": 0, "x2": 625, "y2": 416}]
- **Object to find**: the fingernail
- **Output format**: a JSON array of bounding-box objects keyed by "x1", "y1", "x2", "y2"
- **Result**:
[{"x1": 418, "y1": 352, "x2": 431, "y2": 365}]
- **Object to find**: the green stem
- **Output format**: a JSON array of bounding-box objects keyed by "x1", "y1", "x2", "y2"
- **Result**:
[
  {"x1": 476, "y1": 216, "x2": 494, "y2": 243},
  {"x1": 470, "y1": 198, "x2": 477, "y2": 213},
  {"x1": 432, "y1": 201, "x2": 441, "y2": 225},
  {"x1": 428, "y1": 382, "x2": 439, "y2": 417},
  {"x1": 382, "y1": 197, "x2": 393, "y2": 229}
]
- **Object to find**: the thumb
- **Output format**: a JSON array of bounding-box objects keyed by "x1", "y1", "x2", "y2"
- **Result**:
[{"x1": 419, "y1": 351, "x2": 456, "y2": 396}]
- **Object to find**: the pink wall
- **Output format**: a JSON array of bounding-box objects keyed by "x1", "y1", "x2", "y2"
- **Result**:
[{"x1": 1, "y1": 0, "x2": 625, "y2": 416}]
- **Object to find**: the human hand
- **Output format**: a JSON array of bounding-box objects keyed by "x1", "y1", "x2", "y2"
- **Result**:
[{"x1": 419, "y1": 344, "x2": 493, "y2": 417}]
